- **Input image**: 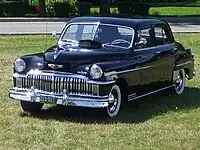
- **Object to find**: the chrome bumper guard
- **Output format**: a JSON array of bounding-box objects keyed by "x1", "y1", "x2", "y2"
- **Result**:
[{"x1": 9, "y1": 88, "x2": 109, "y2": 108}]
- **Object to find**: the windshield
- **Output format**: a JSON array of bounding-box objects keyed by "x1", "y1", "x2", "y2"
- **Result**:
[{"x1": 60, "y1": 23, "x2": 134, "y2": 49}]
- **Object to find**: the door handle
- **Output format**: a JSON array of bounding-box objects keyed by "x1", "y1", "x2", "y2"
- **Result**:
[{"x1": 154, "y1": 51, "x2": 161, "y2": 59}]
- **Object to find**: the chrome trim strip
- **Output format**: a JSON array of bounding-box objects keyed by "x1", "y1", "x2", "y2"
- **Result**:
[
  {"x1": 128, "y1": 93, "x2": 137, "y2": 99},
  {"x1": 141, "y1": 65, "x2": 153, "y2": 70},
  {"x1": 176, "y1": 61, "x2": 192, "y2": 67},
  {"x1": 128, "y1": 93, "x2": 136, "y2": 97},
  {"x1": 104, "y1": 65, "x2": 153, "y2": 76},
  {"x1": 128, "y1": 86, "x2": 172, "y2": 101}
]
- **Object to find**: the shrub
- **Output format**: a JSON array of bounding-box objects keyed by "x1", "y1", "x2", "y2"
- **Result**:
[
  {"x1": 77, "y1": 2, "x2": 91, "y2": 16},
  {"x1": 0, "y1": 2, "x2": 5, "y2": 16},
  {"x1": 52, "y1": 0, "x2": 77, "y2": 17},
  {"x1": 53, "y1": 2, "x2": 71, "y2": 17},
  {"x1": 46, "y1": 4, "x2": 55, "y2": 17},
  {"x1": 27, "y1": 5, "x2": 38, "y2": 14},
  {"x1": 117, "y1": 2, "x2": 150, "y2": 16},
  {"x1": 114, "y1": 0, "x2": 197, "y2": 2},
  {"x1": 0, "y1": 1, "x2": 28, "y2": 17}
]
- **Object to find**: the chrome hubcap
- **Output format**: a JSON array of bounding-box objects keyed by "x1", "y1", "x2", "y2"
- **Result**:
[
  {"x1": 175, "y1": 71, "x2": 183, "y2": 92},
  {"x1": 108, "y1": 90, "x2": 118, "y2": 113}
]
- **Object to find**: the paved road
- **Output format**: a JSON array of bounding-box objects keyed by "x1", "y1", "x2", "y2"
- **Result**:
[
  {"x1": 0, "y1": 22, "x2": 66, "y2": 35},
  {"x1": 1, "y1": 17, "x2": 200, "y2": 34}
]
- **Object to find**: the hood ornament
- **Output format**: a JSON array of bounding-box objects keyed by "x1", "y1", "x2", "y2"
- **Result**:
[{"x1": 53, "y1": 46, "x2": 63, "y2": 60}]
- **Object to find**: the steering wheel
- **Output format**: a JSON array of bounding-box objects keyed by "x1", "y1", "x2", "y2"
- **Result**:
[{"x1": 111, "y1": 39, "x2": 131, "y2": 45}]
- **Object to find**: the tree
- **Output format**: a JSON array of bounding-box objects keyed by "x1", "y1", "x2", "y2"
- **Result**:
[
  {"x1": 100, "y1": 0, "x2": 110, "y2": 14},
  {"x1": 39, "y1": 0, "x2": 46, "y2": 16}
]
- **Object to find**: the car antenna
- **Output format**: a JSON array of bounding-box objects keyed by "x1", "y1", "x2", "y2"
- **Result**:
[{"x1": 45, "y1": 22, "x2": 47, "y2": 49}]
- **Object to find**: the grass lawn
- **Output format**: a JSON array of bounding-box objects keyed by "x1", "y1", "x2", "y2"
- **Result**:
[
  {"x1": 0, "y1": 34, "x2": 200, "y2": 149},
  {"x1": 150, "y1": 7, "x2": 200, "y2": 17},
  {"x1": 91, "y1": 6, "x2": 200, "y2": 17}
]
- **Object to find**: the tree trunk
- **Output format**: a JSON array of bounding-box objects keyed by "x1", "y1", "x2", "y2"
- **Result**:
[
  {"x1": 100, "y1": 0, "x2": 110, "y2": 14},
  {"x1": 39, "y1": 0, "x2": 46, "y2": 16}
]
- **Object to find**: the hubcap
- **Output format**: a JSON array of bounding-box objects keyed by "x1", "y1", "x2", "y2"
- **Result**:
[
  {"x1": 175, "y1": 71, "x2": 183, "y2": 92},
  {"x1": 108, "y1": 89, "x2": 118, "y2": 113}
]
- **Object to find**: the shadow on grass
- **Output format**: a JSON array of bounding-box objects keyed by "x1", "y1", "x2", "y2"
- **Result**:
[{"x1": 20, "y1": 87, "x2": 200, "y2": 124}]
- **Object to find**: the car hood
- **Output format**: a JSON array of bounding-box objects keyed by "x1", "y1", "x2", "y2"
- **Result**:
[{"x1": 44, "y1": 45, "x2": 129, "y2": 64}]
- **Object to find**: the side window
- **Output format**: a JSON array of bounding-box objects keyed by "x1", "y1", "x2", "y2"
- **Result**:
[
  {"x1": 136, "y1": 27, "x2": 154, "y2": 49},
  {"x1": 154, "y1": 27, "x2": 169, "y2": 45},
  {"x1": 139, "y1": 28, "x2": 151, "y2": 37}
]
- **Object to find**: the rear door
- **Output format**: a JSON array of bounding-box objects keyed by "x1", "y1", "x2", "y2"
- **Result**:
[
  {"x1": 135, "y1": 24, "x2": 176, "y2": 96},
  {"x1": 153, "y1": 25, "x2": 175, "y2": 88},
  {"x1": 134, "y1": 27, "x2": 162, "y2": 96}
]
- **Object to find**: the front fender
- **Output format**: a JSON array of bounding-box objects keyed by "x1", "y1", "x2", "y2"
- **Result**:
[{"x1": 15, "y1": 53, "x2": 44, "y2": 74}]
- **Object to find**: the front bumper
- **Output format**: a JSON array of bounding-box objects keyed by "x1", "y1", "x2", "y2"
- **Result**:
[{"x1": 9, "y1": 88, "x2": 109, "y2": 108}]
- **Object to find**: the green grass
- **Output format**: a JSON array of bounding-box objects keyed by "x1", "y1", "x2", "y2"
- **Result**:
[
  {"x1": 91, "y1": 7, "x2": 118, "y2": 15},
  {"x1": 150, "y1": 7, "x2": 200, "y2": 17},
  {"x1": 0, "y1": 34, "x2": 200, "y2": 149},
  {"x1": 91, "y1": 6, "x2": 200, "y2": 17}
]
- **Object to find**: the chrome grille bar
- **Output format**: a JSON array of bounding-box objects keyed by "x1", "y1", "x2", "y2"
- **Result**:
[{"x1": 18, "y1": 74, "x2": 99, "y2": 96}]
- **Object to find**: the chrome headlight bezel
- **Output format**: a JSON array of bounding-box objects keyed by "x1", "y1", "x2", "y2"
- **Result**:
[
  {"x1": 90, "y1": 64, "x2": 103, "y2": 79},
  {"x1": 14, "y1": 58, "x2": 26, "y2": 73}
]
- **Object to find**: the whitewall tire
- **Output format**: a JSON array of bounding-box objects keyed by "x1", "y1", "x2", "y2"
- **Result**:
[
  {"x1": 106, "y1": 84, "x2": 122, "y2": 118},
  {"x1": 173, "y1": 69, "x2": 185, "y2": 95}
]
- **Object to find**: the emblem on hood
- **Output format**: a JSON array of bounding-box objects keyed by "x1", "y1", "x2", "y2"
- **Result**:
[{"x1": 48, "y1": 64, "x2": 63, "y2": 69}]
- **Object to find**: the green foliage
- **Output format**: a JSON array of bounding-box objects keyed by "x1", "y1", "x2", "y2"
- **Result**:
[
  {"x1": 46, "y1": 0, "x2": 77, "y2": 17},
  {"x1": 53, "y1": 2, "x2": 71, "y2": 17},
  {"x1": 114, "y1": 0, "x2": 197, "y2": 2},
  {"x1": 117, "y1": 2, "x2": 150, "y2": 16},
  {"x1": 77, "y1": 2, "x2": 91, "y2": 16},
  {"x1": 28, "y1": 0, "x2": 38, "y2": 6},
  {"x1": 0, "y1": 1, "x2": 29, "y2": 17}
]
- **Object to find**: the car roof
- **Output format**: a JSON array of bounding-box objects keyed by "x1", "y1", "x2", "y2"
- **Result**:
[{"x1": 68, "y1": 17, "x2": 166, "y2": 28}]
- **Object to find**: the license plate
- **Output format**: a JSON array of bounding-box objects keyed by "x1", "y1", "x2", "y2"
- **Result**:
[{"x1": 39, "y1": 95, "x2": 57, "y2": 104}]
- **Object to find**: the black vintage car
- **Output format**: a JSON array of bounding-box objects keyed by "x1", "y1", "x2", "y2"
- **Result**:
[{"x1": 9, "y1": 17, "x2": 195, "y2": 117}]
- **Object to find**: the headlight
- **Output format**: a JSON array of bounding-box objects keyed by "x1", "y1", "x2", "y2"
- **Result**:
[
  {"x1": 90, "y1": 64, "x2": 103, "y2": 79},
  {"x1": 14, "y1": 58, "x2": 26, "y2": 72}
]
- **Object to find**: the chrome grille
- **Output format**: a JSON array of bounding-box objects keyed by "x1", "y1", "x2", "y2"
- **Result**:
[{"x1": 18, "y1": 74, "x2": 99, "y2": 96}]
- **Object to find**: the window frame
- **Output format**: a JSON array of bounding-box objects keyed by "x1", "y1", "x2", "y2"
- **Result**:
[
  {"x1": 153, "y1": 24, "x2": 173, "y2": 46},
  {"x1": 134, "y1": 26, "x2": 155, "y2": 50},
  {"x1": 59, "y1": 22, "x2": 135, "y2": 49},
  {"x1": 134, "y1": 23, "x2": 174, "y2": 51}
]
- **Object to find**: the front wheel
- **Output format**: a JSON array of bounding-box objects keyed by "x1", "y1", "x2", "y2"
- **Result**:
[
  {"x1": 173, "y1": 69, "x2": 185, "y2": 95},
  {"x1": 20, "y1": 101, "x2": 44, "y2": 114},
  {"x1": 106, "y1": 84, "x2": 122, "y2": 118}
]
